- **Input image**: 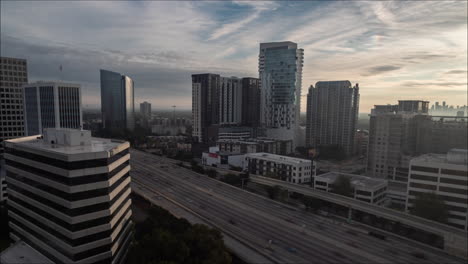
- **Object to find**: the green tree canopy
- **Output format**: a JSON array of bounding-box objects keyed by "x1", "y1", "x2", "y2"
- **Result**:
[
  {"x1": 410, "y1": 192, "x2": 449, "y2": 224},
  {"x1": 127, "y1": 206, "x2": 231, "y2": 264},
  {"x1": 330, "y1": 175, "x2": 354, "y2": 197}
]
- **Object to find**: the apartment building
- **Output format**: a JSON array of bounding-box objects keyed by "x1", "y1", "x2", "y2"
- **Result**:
[{"x1": 244, "y1": 153, "x2": 315, "y2": 184}]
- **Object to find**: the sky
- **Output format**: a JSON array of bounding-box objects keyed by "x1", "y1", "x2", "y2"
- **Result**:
[{"x1": 1, "y1": 1, "x2": 467, "y2": 112}]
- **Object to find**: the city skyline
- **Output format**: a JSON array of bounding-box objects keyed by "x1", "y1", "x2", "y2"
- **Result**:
[{"x1": 1, "y1": 1, "x2": 467, "y2": 112}]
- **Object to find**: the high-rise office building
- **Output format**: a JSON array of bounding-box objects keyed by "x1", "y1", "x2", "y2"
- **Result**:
[
  {"x1": 140, "y1": 101, "x2": 151, "y2": 119},
  {"x1": 241, "y1": 77, "x2": 260, "y2": 128},
  {"x1": 4, "y1": 128, "x2": 132, "y2": 264},
  {"x1": 368, "y1": 100, "x2": 430, "y2": 181},
  {"x1": 100, "y1": 69, "x2": 135, "y2": 131},
  {"x1": 0, "y1": 57, "x2": 28, "y2": 203},
  {"x1": 305, "y1": 81, "x2": 360, "y2": 156},
  {"x1": 192, "y1": 73, "x2": 220, "y2": 144},
  {"x1": 259, "y1": 42, "x2": 303, "y2": 146},
  {"x1": 406, "y1": 149, "x2": 467, "y2": 231},
  {"x1": 0, "y1": 57, "x2": 28, "y2": 141},
  {"x1": 22, "y1": 82, "x2": 82, "y2": 136},
  {"x1": 219, "y1": 77, "x2": 242, "y2": 125}
]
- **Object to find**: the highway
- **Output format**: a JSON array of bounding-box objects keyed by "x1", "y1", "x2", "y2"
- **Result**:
[{"x1": 130, "y1": 149, "x2": 464, "y2": 264}]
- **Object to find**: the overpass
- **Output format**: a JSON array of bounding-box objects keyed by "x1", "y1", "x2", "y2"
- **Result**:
[{"x1": 250, "y1": 175, "x2": 468, "y2": 259}]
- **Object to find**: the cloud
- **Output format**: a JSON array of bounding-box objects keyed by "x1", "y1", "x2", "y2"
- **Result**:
[
  {"x1": 362, "y1": 65, "x2": 401, "y2": 76},
  {"x1": 1, "y1": 0, "x2": 466, "y2": 112},
  {"x1": 445, "y1": 70, "x2": 468, "y2": 75}
]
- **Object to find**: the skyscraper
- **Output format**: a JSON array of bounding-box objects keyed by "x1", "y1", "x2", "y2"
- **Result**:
[
  {"x1": 219, "y1": 77, "x2": 242, "y2": 125},
  {"x1": 22, "y1": 81, "x2": 82, "y2": 136},
  {"x1": 100, "y1": 69, "x2": 135, "y2": 131},
  {"x1": 4, "y1": 128, "x2": 133, "y2": 263},
  {"x1": 140, "y1": 101, "x2": 151, "y2": 119},
  {"x1": 192, "y1": 73, "x2": 220, "y2": 144},
  {"x1": 305, "y1": 81, "x2": 360, "y2": 156},
  {"x1": 259, "y1": 42, "x2": 303, "y2": 146},
  {"x1": 0, "y1": 57, "x2": 28, "y2": 203},
  {"x1": 0, "y1": 57, "x2": 28, "y2": 141},
  {"x1": 241, "y1": 77, "x2": 260, "y2": 128},
  {"x1": 367, "y1": 100, "x2": 430, "y2": 182}
]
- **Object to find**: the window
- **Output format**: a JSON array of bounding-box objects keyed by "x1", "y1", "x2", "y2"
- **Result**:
[
  {"x1": 411, "y1": 166, "x2": 438, "y2": 174},
  {"x1": 441, "y1": 169, "x2": 467, "y2": 177},
  {"x1": 410, "y1": 174, "x2": 438, "y2": 182}
]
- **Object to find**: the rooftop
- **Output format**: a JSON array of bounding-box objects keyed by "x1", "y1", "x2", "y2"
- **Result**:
[
  {"x1": 412, "y1": 149, "x2": 468, "y2": 166},
  {"x1": 315, "y1": 172, "x2": 387, "y2": 189},
  {"x1": 246, "y1": 152, "x2": 311, "y2": 164},
  {"x1": 5, "y1": 128, "x2": 127, "y2": 156},
  {"x1": 1, "y1": 241, "x2": 53, "y2": 264}
]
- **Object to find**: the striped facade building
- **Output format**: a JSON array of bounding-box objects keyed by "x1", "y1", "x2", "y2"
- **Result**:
[{"x1": 4, "y1": 128, "x2": 132, "y2": 264}]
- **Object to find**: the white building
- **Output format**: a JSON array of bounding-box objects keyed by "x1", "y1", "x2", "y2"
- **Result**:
[
  {"x1": 259, "y1": 42, "x2": 303, "y2": 147},
  {"x1": 406, "y1": 149, "x2": 468, "y2": 231},
  {"x1": 201, "y1": 146, "x2": 244, "y2": 169},
  {"x1": 4, "y1": 128, "x2": 133, "y2": 263},
  {"x1": 22, "y1": 81, "x2": 82, "y2": 136},
  {"x1": 244, "y1": 153, "x2": 314, "y2": 184},
  {"x1": 217, "y1": 138, "x2": 293, "y2": 155},
  {"x1": 314, "y1": 172, "x2": 388, "y2": 206}
]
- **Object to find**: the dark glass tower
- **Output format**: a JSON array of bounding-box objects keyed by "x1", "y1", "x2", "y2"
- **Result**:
[{"x1": 100, "y1": 69, "x2": 135, "y2": 131}]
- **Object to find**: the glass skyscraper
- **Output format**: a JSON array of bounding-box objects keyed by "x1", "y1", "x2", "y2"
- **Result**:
[
  {"x1": 100, "y1": 69, "x2": 135, "y2": 131},
  {"x1": 259, "y1": 42, "x2": 303, "y2": 146}
]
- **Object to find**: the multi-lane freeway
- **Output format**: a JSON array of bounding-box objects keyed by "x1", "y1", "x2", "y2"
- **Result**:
[{"x1": 130, "y1": 149, "x2": 464, "y2": 264}]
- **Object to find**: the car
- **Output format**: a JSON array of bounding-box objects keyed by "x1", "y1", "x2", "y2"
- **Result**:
[
  {"x1": 287, "y1": 247, "x2": 297, "y2": 253},
  {"x1": 368, "y1": 231, "x2": 386, "y2": 240}
]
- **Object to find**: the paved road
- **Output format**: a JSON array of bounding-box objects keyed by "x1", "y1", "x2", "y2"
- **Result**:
[{"x1": 130, "y1": 149, "x2": 464, "y2": 264}]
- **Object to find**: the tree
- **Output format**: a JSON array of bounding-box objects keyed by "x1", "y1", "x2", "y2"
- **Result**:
[
  {"x1": 206, "y1": 169, "x2": 218, "y2": 179},
  {"x1": 330, "y1": 175, "x2": 354, "y2": 197},
  {"x1": 127, "y1": 206, "x2": 232, "y2": 264},
  {"x1": 265, "y1": 185, "x2": 283, "y2": 200},
  {"x1": 221, "y1": 174, "x2": 242, "y2": 186},
  {"x1": 301, "y1": 196, "x2": 322, "y2": 211},
  {"x1": 410, "y1": 192, "x2": 449, "y2": 224}
]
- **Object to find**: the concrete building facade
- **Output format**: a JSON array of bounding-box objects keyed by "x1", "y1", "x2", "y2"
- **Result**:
[
  {"x1": 0, "y1": 57, "x2": 28, "y2": 141},
  {"x1": 100, "y1": 69, "x2": 135, "y2": 131},
  {"x1": 22, "y1": 82, "x2": 82, "y2": 136},
  {"x1": 140, "y1": 102, "x2": 151, "y2": 119},
  {"x1": 244, "y1": 153, "x2": 314, "y2": 184},
  {"x1": 4, "y1": 128, "x2": 133, "y2": 264},
  {"x1": 406, "y1": 149, "x2": 467, "y2": 231},
  {"x1": 314, "y1": 172, "x2": 388, "y2": 206},
  {"x1": 259, "y1": 42, "x2": 303, "y2": 146},
  {"x1": 305, "y1": 81, "x2": 359, "y2": 156},
  {"x1": 219, "y1": 77, "x2": 242, "y2": 125},
  {"x1": 241, "y1": 77, "x2": 260, "y2": 128},
  {"x1": 191, "y1": 74, "x2": 220, "y2": 144},
  {"x1": 217, "y1": 138, "x2": 293, "y2": 155}
]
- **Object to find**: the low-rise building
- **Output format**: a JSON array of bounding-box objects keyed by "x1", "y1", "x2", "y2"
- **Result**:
[
  {"x1": 217, "y1": 138, "x2": 293, "y2": 155},
  {"x1": 244, "y1": 153, "x2": 315, "y2": 184},
  {"x1": 201, "y1": 146, "x2": 244, "y2": 169},
  {"x1": 406, "y1": 149, "x2": 468, "y2": 230},
  {"x1": 313, "y1": 172, "x2": 388, "y2": 205},
  {"x1": 4, "y1": 128, "x2": 133, "y2": 264}
]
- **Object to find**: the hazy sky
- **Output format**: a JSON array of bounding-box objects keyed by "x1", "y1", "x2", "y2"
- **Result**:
[{"x1": 1, "y1": 1, "x2": 467, "y2": 112}]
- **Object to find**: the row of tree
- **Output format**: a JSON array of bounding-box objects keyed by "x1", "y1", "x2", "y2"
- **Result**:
[{"x1": 127, "y1": 206, "x2": 232, "y2": 264}]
